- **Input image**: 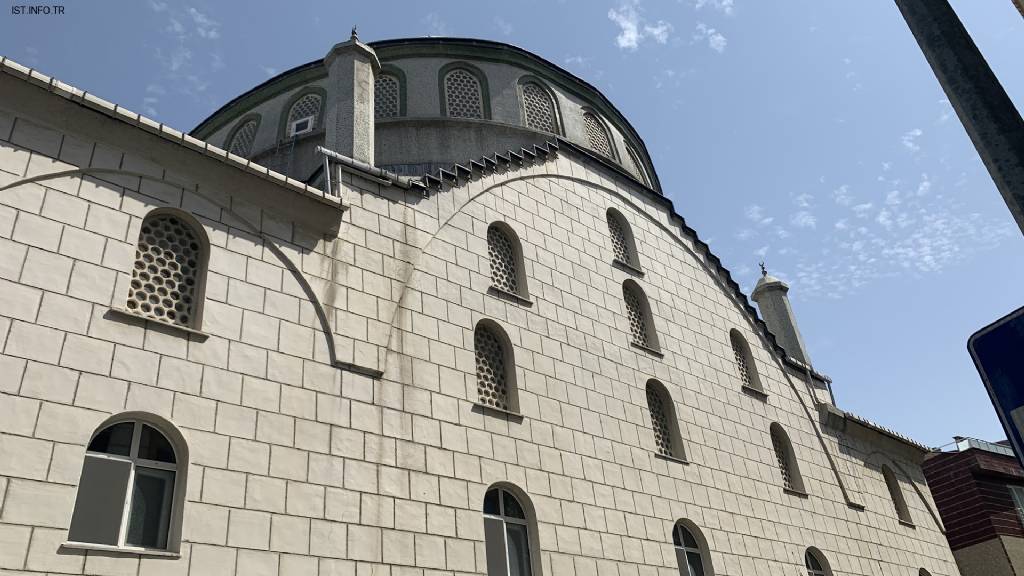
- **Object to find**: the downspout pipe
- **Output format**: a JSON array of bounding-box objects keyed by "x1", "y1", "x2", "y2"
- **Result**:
[{"x1": 316, "y1": 145, "x2": 417, "y2": 190}]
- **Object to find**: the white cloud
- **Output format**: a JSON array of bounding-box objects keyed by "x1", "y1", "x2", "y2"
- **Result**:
[
  {"x1": 494, "y1": 16, "x2": 513, "y2": 36},
  {"x1": 745, "y1": 204, "x2": 773, "y2": 226},
  {"x1": 852, "y1": 202, "x2": 873, "y2": 217},
  {"x1": 261, "y1": 66, "x2": 277, "y2": 77},
  {"x1": 187, "y1": 7, "x2": 220, "y2": 39},
  {"x1": 608, "y1": 1, "x2": 674, "y2": 50},
  {"x1": 736, "y1": 229, "x2": 755, "y2": 240},
  {"x1": 834, "y1": 219, "x2": 849, "y2": 230},
  {"x1": 833, "y1": 184, "x2": 853, "y2": 206},
  {"x1": 423, "y1": 12, "x2": 447, "y2": 36},
  {"x1": 694, "y1": 22, "x2": 727, "y2": 53},
  {"x1": 694, "y1": 0, "x2": 735, "y2": 16},
  {"x1": 901, "y1": 128, "x2": 923, "y2": 152},
  {"x1": 794, "y1": 193, "x2": 813, "y2": 208},
  {"x1": 790, "y1": 211, "x2": 817, "y2": 229},
  {"x1": 885, "y1": 190, "x2": 901, "y2": 205},
  {"x1": 916, "y1": 173, "x2": 932, "y2": 196}
]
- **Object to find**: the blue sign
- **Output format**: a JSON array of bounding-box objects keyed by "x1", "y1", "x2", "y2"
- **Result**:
[{"x1": 969, "y1": 305, "x2": 1024, "y2": 466}]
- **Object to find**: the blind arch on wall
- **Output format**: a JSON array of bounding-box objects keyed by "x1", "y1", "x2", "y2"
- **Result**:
[{"x1": 882, "y1": 464, "x2": 913, "y2": 524}]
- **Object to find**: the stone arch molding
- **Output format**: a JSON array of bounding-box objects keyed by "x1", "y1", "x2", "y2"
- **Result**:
[{"x1": 0, "y1": 167, "x2": 342, "y2": 366}]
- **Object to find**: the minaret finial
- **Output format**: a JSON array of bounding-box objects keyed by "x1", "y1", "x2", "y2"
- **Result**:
[
  {"x1": 351, "y1": 25, "x2": 358, "y2": 40},
  {"x1": 759, "y1": 261, "x2": 767, "y2": 277}
]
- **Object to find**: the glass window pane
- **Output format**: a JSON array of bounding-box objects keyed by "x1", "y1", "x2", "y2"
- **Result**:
[
  {"x1": 672, "y1": 525, "x2": 682, "y2": 547},
  {"x1": 484, "y1": 489, "x2": 500, "y2": 515},
  {"x1": 88, "y1": 422, "x2": 134, "y2": 456},
  {"x1": 805, "y1": 552, "x2": 822, "y2": 570},
  {"x1": 505, "y1": 522, "x2": 533, "y2": 576},
  {"x1": 503, "y1": 491, "x2": 525, "y2": 519},
  {"x1": 138, "y1": 425, "x2": 176, "y2": 463},
  {"x1": 125, "y1": 467, "x2": 175, "y2": 549},
  {"x1": 686, "y1": 550, "x2": 705, "y2": 576},
  {"x1": 680, "y1": 525, "x2": 698, "y2": 548}
]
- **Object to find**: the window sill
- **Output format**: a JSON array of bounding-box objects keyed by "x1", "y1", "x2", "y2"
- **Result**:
[
  {"x1": 107, "y1": 307, "x2": 209, "y2": 341},
  {"x1": 654, "y1": 452, "x2": 689, "y2": 465},
  {"x1": 472, "y1": 402, "x2": 524, "y2": 422},
  {"x1": 741, "y1": 384, "x2": 769, "y2": 401},
  {"x1": 612, "y1": 258, "x2": 644, "y2": 277},
  {"x1": 783, "y1": 487, "x2": 809, "y2": 498},
  {"x1": 61, "y1": 541, "x2": 181, "y2": 558},
  {"x1": 487, "y1": 285, "x2": 533, "y2": 307},
  {"x1": 631, "y1": 342, "x2": 664, "y2": 358},
  {"x1": 899, "y1": 519, "x2": 916, "y2": 529}
]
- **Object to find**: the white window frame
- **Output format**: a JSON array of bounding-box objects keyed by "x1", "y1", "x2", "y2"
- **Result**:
[
  {"x1": 71, "y1": 421, "x2": 178, "y2": 553},
  {"x1": 484, "y1": 488, "x2": 533, "y2": 576},
  {"x1": 289, "y1": 115, "x2": 315, "y2": 137}
]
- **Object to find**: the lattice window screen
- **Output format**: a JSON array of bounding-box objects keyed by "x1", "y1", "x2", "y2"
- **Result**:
[
  {"x1": 624, "y1": 285, "x2": 649, "y2": 348},
  {"x1": 608, "y1": 212, "x2": 633, "y2": 264},
  {"x1": 522, "y1": 82, "x2": 557, "y2": 133},
  {"x1": 127, "y1": 213, "x2": 202, "y2": 328},
  {"x1": 488, "y1": 226, "x2": 519, "y2": 295},
  {"x1": 771, "y1": 428, "x2": 794, "y2": 490},
  {"x1": 733, "y1": 338, "x2": 752, "y2": 386},
  {"x1": 476, "y1": 325, "x2": 509, "y2": 410},
  {"x1": 646, "y1": 386, "x2": 675, "y2": 457},
  {"x1": 287, "y1": 94, "x2": 322, "y2": 133},
  {"x1": 445, "y1": 69, "x2": 483, "y2": 119},
  {"x1": 583, "y1": 111, "x2": 613, "y2": 158},
  {"x1": 375, "y1": 75, "x2": 400, "y2": 119},
  {"x1": 626, "y1": 145, "x2": 648, "y2": 185},
  {"x1": 228, "y1": 120, "x2": 258, "y2": 157}
]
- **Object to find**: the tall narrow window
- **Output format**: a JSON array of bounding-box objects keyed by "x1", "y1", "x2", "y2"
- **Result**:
[
  {"x1": 68, "y1": 417, "x2": 185, "y2": 552},
  {"x1": 919, "y1": 570, "x2": 932, "y2": 576},
  {"x1": 672, "y1": 521, "x2": 710, "y2": 576},
  {"x1": 625, "y1": 144, "x2": 649, "y2": 186},
  {"x1": 483, "y1": 486, "x2": 536, "y2": 576},
  {"x1": 607, "y1": 208, "x2": 640, "y2": 269},
  {"x1": 521, "y1": 81, "x2": 558, "y2": 134},
  {"x1": 770, "y1": 423, "x2": 805, "y2": 493},
  {"x1": 476, "y1": 321, "x2": 517, "y2": 413},
  {"x1": 126, "y1": 210, "x2": 207, "y2": 329},
  {"x1": 647, "y1": 380, "x2": 684, "y2": 460},
  {"x1": 623, "y1": 280, "x2": 658, "y2": 352},
  {"x1": 375, "y1": 73, "x2": 401, "y2": 119},
  {"x1": 804, "y1": 549, "x2": 830, "y2": 576},
  {"x1": 488, "y1": 223, "x2": 527, "y2": 299},
  {"x1": 730, "y1": 329, "x2": 763, "y2": 392},
  {"x1": 882, "y1": 465, "x2": 913, "y2": 524},
  {"x1": 445, "y1": 68, "x2": 484, "y2": 119},
  {"x1": 286, "y1": 93, "x2": 322, "y2": 137},
  {"x1": 582, "y1": 110, "x2": 614, "y2": 159},
  {"x1": 227, "y1": 118, "x2": 258, "y2": 158}
]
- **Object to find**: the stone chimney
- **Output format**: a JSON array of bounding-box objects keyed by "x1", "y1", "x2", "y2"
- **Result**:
[
  {"x1": 323, "y1": 28, "x2": 380, "y2": 165},
  {"x1": 751, "y1": 265, "x2": 812, "y2": 365}
]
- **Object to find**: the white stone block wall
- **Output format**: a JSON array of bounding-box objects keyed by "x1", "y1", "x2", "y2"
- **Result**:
[{"x1": 0, "y1": 94, "x2": 960, "y2": 576}]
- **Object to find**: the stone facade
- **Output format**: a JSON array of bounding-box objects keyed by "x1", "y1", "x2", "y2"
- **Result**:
[{"x1": 0, "y1": 37, "x2": 960, "y2": 576}]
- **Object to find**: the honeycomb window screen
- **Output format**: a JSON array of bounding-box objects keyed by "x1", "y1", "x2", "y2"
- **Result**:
[
  {"x1": 476, "y1": 322, "x2": 514, "y2": 412},
  {"x1": 646, "y1": 382, "x2": 680, "y2": 459},
  {"x1": 287, "y1": 93, "x2": 322, "y2": 136},
  {"x1": 521, "y1": 81, "x2": 558, "y2": 133},
  {"x1": 488, "y1": 224, "x2": 522, "y2": 296},
  {"x1": 227, "y1": 119, "x2": 258, "y2": 157},
  {"x1": 770, "y1": 424, "x2": 804, "y2": 493},
  {"x1": 730, "y1": 329, "x2": 762, "y2": 391},
  {"x1": 126, "y1": 212, "x2": 205, "y2": 329},
  {"x1": 445, "y1": 68, "x2": 484, "y2": 119},
  {"x1": 582, "y1": 111, "x2": 614, "y2": 159},
  {"x1": 376, "y1": 74, "x2": 400, "y2": 119},
  {"x1": 607, "y1": 208, "x2": 638, "y2": 266},
  {"x1": 625, "y1": 144, "x2": 649, "y2": 185},
  {"x1": 623, "y1": 281, "x2": 656, "y2": 350}
]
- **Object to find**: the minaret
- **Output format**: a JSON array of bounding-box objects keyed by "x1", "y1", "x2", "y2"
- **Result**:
[
  {"x1": 323, "y1": 26, "x2": 380, "y2": 165},
  {"x1": 751, "y1": 264, "x2": 812, "y2": 365}
]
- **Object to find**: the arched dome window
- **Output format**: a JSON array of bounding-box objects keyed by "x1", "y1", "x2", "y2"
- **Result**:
[
  {"x1": 226, "y1": 117, "x2": 258, "y2": 158},
  {"x1": 804, "y1": 548, "x2": 832, "y2": 576},
  {"x1": 520, "y1": 80, "x2": 559, "y2": 134},
  {"x1": 475, "y1": 320, "x2": 518, "y2": 413},
  {"x1": 488, "y1": 222, "x2": 528, "y2": 300},
  {"x1": 375, "y1": 73, "x2": 401, "y2": 119},
  {"x1": 483, "y1": 486, "x2": 539, "y2": 576},
  {"x1": 582, "y1": 110, "x2": 614, "y2": 159},
  {"x1": 625, "y1": 143, "x2": 649, "y2": 185},
  {"x1": 882, "y1": 464, "x2": 913, "y2": 524},
  {"x1": 607, "y1": 207, "x2": 640, "y2": 269},
  {"x1": 770, "y1": 423, "x2": 805, "y2": 494},
  {"x1": 286, "y1": 92, "x2": 322, "y2": 137},
  {"x1": 672, "y1": 520, "x2": 713, "y2": 576},
  {"x1": 647, "y1": 380, "x2": 684, "y2": 460},
  {"x1": 444, "y1": 67, "x2": 484, "y2": 119},
  {"x1": 730, "y1": 329, "x2": 763, "y2": 393},
  {"x1": 126, "y1": 209, "x2": 208, "y2": 329},
  {"x1": 68, "y1": 415, "x2": 187, "y2": 552},
  {"x1": 623, "y1": 280, "x2": 659, "y2": 352}
]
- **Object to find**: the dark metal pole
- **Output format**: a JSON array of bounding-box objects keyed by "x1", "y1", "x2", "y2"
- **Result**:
[{"x1": 895, "y1": 0, "x2": 1024, "y2": 236}]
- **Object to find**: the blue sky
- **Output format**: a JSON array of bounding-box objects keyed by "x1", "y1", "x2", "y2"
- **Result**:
[{"x1": 3, "y1": 1, "x2": 1022, "y2": 448}]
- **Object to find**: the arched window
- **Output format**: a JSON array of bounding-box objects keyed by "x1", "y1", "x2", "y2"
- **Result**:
[
  {"x1": 488, "y1": 223, "x2": 527, "y2": 299},
  {"x1": 672, "y1": 521, "x2": 712, "y2": 576},
  {"x1": 625, "y1": 144, "x2": 649, "y2": 185},
  {"x1": 804, "y1": 548, "x2": 831, "y2": 576},
  {"x1": 67, "y1": 415, "x2": 187, "y2": 552},
  {"x1": 520, "y1": 81, "x2": 558, "y2": 134},
  {"x1": 607, "y1": 208, "x2": 640, "y2": 269},
  {"x1": 919, "y1": 570, "x2": 931, "y2": 576},
  {"x1": 483, "y1": 486, "x2": 537, "y2": 576},
  {"x1": 647, "y1": 380, "x2": 684, "y2": 460},
  {"x1": 770, "y1": 423, "x2": 805, "y2": 493},
  {"x1": 882, "y1": 464, "x2": 913, "y2": 524},
  {"x1": 375, "y1": 73, "x2": 401, "y2": 119},
  {"x1": 286, "y1": 92, "x2": 322, "y2": 137},
  {"x1": 623, "y1": 280, "x2": 659, "y2": 352},
  {"x1": 476, "y1": 320, "x2": 517, "y2": 413},
  {"x1": 582, "y1": 110, "x2": 614, "y2": 159},
  {"x1": 126, "y1": 210, "x2": 208, "y2": 329},
  {"x1": 226, "y1": 117, "x2": 258, "y2": 158},
  {"x1": 730, "y1": 329, "x2": 763, "y2": 392},
  {"x1": 444, "y1": 67, "x2": 484, "y2": 119}
]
